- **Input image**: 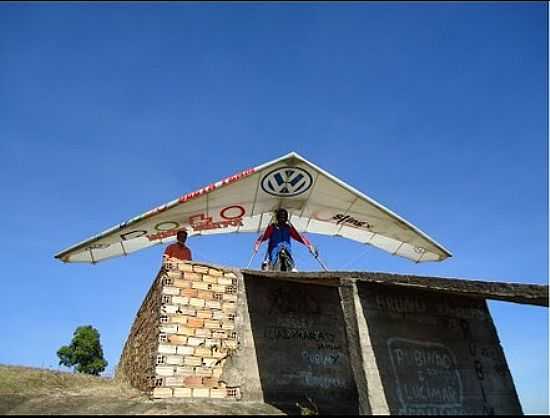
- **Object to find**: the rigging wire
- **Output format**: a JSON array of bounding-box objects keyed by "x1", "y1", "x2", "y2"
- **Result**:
[{"x1": 340, "y1": 244, "x2": 370, "y2": 271}]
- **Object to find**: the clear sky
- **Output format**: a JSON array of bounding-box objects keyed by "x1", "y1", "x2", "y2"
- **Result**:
[{"x1": 0, "y1": 2, "x2": 547, "y2": 414}]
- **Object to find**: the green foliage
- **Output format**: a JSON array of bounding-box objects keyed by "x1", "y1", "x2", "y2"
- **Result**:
[{"x1": 57, "y1": 325, "x2": 108, "y2": 376}]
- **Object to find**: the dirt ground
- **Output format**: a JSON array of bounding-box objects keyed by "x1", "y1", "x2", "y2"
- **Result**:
[{"x1": 0, "y1": 365, "x2": 285, "y2": 415}]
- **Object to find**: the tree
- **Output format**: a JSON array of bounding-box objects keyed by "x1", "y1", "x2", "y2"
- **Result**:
[{"x1": 57, "y1": 325, "x2": 108, "y2": 375}]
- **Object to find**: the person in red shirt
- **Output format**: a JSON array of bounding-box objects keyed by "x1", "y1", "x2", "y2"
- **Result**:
[{"x1": 164, "y1": 229, "x2": 192, "y2": 261}]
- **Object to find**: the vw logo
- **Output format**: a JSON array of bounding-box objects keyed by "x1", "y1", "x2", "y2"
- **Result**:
[{"x1": 261, "y1": 167, "x2": 313, "y2": 197}]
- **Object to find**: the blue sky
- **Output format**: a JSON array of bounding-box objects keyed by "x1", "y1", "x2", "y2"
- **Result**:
[{"x1": 0, "y1": 2, "x2": 547, "y2": 413}]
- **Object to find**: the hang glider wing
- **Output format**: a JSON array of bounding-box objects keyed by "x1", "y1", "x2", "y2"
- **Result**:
[{"x1": 55, "y1": 152, "x2": 452, "y2": 264}]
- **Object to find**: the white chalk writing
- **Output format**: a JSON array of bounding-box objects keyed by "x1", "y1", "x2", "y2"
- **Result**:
[
  {"x1": 264, "y1": 326, "x2": 335, "y2": 343},
  {"x1": 303, "y1": 372, "x2": 347, "y2": 389},
  {"x1": 376, "y1": 295, "x2": 427, "y2": 314},
  {"x1": 302, "y1": 351, "x2": 341, "y2": 367},
  {"x1": 388, "y1": 338, "x2": 463, "y2": 409}
]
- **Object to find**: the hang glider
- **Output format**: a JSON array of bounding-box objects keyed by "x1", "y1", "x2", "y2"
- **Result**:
[{"x1": 55, "y1": 152, "x2": 452, "y2": 264}]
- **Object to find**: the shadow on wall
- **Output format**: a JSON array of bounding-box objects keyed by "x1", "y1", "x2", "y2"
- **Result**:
[{"x1": 245, "y1": 277, "x2": 359, "y2": 415}]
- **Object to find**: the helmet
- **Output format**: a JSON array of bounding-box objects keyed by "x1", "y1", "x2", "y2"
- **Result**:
[
  {"x1": 275, "y1": 208, "x2": 289, "y2": 223},
  {"x1": 275, "y1": 208, "x2": 288, "y2": 217}
]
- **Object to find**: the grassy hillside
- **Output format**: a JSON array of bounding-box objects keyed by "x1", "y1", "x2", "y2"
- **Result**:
[{"x1": 0, "y1": 365, "x2": 284, "y2": 415}]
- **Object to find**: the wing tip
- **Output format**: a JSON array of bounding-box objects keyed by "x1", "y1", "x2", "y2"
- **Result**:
[{"x1": 54, "y1": 253, "x2": 69, "y2": 263}]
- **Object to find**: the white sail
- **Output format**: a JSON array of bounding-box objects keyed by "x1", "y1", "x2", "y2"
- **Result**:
[{"x1": 55, "y1": 152, "x2": 452, "y2": 264}]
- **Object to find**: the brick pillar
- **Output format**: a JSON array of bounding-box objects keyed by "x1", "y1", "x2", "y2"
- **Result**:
[{"x1": 117, "y1": 258, "x2": 241, "y2": 400}]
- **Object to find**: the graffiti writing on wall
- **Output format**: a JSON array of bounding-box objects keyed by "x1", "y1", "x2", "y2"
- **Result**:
[
  {"x1": 375, "y1": 295, "x2": 428, "y2": 314},
  {"x1": 302, "y1": 372, "x2": 347, "y2": 389},
  {"x1": 467, "y1": 338, "x2": 500, "y2": 414},
  {"x1": 302, "y1": 350, "x2": 341, "y2": 367},
  {"x1": 275, "y1": 316, "x2": 314, "y2": 330},
  {"x1": 316, "y1": 343, "x2": 342, "y2": 351},
  {"x1": 264, "y1": 326, "x2": 335, "y2": 343},
  {"x1": 388, "y1": 338, "x2": 463, "y2": 411},
  {"x1": 268, "y1": 286, "x2": 321, "y2": 315},
  {"x1": 371, "y1": 293, "x2": 489, "y2": 321},
  {"x1": 272, "y1": 318, "x2": 342, "y2": 350},
  {"x1": 397, "y1": 406, "x2": 492, "y2": 415},
  {"x1": 435, "y1": 303, "x2": 489, "y2": 321}
]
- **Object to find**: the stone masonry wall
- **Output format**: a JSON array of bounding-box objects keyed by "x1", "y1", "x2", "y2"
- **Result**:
[{"x1": 117, "y1": 258, "x2": 241, "y2": 400}]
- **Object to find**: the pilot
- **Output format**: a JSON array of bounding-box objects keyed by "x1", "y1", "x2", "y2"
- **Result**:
[
  {"x1": 255, "y1": 208, "x2": 316, "y2": 271},
  {"x1": 164, "y1": 229, "x2": 192, "y2": 262}
]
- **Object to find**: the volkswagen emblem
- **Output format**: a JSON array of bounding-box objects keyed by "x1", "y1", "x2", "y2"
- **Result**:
[{"x1": 261, "y1": 167, "x2": 313, "y2": 197}]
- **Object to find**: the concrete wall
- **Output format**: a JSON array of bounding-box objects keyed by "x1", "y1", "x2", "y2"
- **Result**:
[
  {"x1": 355, "y1": 282, "x2": 522, "y2": 415},
  {"x1": 244, "y1": 277, "x2": 359, "y2": 414},
  {"x1": 118, "y1": 261, "x2": 526, "y2": 415}
]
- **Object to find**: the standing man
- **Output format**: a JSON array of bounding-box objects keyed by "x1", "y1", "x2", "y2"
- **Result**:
[
  {"x1": 164, "y1": 229, "x2": 192, "y2": 261},
  {"x1": 255, "y1": 208, "x2": 316, "y2": 270}
]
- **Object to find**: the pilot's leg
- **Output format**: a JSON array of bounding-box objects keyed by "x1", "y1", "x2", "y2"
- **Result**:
[
  {"x1": 261, "y1": 252, "x2": 270, "y2": 271},
  {"x1": 285, "y1": 247, "x2": 298, "y2": 272},
  {"x1": 270, "y1": 245, "x2": 282, "y2": 271}
]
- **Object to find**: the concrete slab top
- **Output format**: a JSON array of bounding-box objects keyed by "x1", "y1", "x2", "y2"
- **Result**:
[{"x1": 242, "y1": 270, "x2": 548, "y2": 307}]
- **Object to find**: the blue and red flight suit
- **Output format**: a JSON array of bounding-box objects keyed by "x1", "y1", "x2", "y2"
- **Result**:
[{"x1": 255, "y1": 223, "x2": 312, "y2": 266}]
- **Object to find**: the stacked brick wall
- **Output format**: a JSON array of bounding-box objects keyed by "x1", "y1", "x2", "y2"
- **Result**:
[
  {"x1": 116, "y1": 268, "x2": 164, "y2": 392},
  {"x1": 118, "y1": 258, "x2": 242, "y2": 400}
]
